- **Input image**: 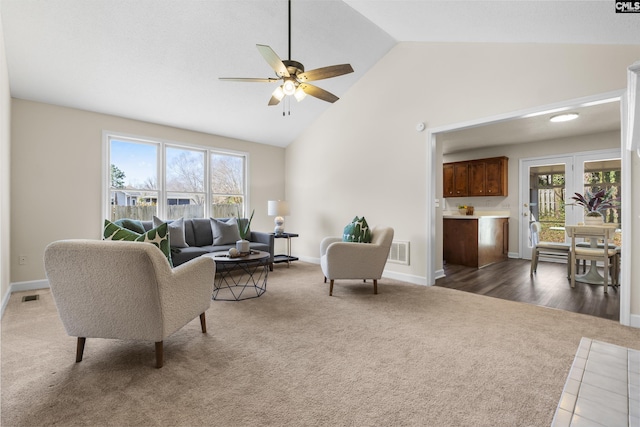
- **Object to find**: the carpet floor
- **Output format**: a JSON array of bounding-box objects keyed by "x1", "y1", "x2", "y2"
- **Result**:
[{"x1": 2, "y1": 262, "x2": 639, "y2": 427}]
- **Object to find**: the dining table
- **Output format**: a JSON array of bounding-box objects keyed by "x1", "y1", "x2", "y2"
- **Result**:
[{"x1": 564, "y1": 224, "x2": 618, "y2": 292}]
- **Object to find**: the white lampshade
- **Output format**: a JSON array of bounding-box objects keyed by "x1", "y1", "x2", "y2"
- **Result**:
[
  {"x1": 282, "y1": 80, "x2": 296, "y2": 96},
  {"x1": 271, "y1": 86, "x2": 285, "y2": 102},
  {"x1": 294, "y1": 86, "x2": 307, "y2": 102},
  {"x1": 268, "y1": 200, "x2": 290, "y2": 235}
]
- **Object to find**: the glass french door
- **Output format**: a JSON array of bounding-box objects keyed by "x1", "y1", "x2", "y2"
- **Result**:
[
  {"x1": 521, "y1": 156, "x2": 573, "y2": 260},
  {"x1": 521, "y1": 150, "x2": 621, "y2": 260}
]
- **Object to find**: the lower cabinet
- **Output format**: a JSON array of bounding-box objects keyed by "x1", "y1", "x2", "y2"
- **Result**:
[{"x1": 443, "y1": 217, "x2": 509, "y2": 268}]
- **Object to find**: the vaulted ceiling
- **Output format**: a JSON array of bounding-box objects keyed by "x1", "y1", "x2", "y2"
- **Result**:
[{"x1": 2, "y1": 1, "x2": 639, "y2": 148}]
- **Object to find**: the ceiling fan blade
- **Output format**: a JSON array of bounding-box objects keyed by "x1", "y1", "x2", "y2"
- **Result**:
[
  {"x1": 297, "y1": 64, "x2": 354, "y2": 82},
  {"x1": 299, "y1": 83, "x2": 339, "y2": 103},
  {"x1": 256, "y1": 44, "x2": 290, "y2": 78},
  {"x1": 219, "y1": 77, "x2": 280, "y2": 82},
  {"x1": 268, "y1": 95, "x2": 282, "y2": 106}
]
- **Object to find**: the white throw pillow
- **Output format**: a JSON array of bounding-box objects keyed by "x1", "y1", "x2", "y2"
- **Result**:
[
  {"x1": 211, "y1": 217, "x2": 241, "y2": 245},
  {"x1": 153, "y1": 216, "x2": 189, "y2": 248}
]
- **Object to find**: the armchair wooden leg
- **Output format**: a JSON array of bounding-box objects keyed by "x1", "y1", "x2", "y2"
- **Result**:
[
  {"x1": 76, "y1": 337, "x2": 86, "y2": 363},
  {"x1": 200, "y1": 312, "x2": 207, "y2": 334},
  {"x1": 324, "y1": 276, "x2": 327, "y2": 283},
  {"x1": 155, "y1": 341, "x2": 164, "y2": 369},
  {"x1": 373, "y1": 279, "x2": 378, "y2": 294},
  {"x1": 329, "y1": 279, "x2": 334, "y2": 296}
]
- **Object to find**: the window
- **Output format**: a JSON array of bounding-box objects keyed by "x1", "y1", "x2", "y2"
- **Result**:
[
  {"x1": 166, "y1": 146, "x2": 205, "y2": 219},
  {"x1": 106, "y1": 134, "x2": 248, "y2": 222},
  {"x1": 109, "y1": 139, "x2": 159, "y2": 221},
  {"x1": 211, "y1": 153, "x2": 246, "y2": 218}
]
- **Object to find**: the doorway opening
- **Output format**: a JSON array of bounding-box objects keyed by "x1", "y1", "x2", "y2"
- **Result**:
[{"x1": 427, "y1": 91, "x2": 629, "y2": 324}]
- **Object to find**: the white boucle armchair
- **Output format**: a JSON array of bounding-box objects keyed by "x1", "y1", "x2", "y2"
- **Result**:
[
  {"x1": 320, "y1": 226, "x2": 394, "y2": 296},
  {"x1": 44, "y1": 239, "x2": 216, "y2": 368}
]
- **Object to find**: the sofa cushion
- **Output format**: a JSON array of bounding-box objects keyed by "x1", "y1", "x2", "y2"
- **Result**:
[
  {"x1": 342, "y1": 216, "x2": 372, "y2": 243},
  {"x1": 211, "y1": 218, "x2": 241, "y2": 245},
  {"x1": 153, "y1": 216, "x2": 189, "y2": 248},
  {"x1": 191, "y1": 218, "x2": 214, "y2": 247},
  {"x1": 103, "y1": 219, "x2": 173, "y2": 266},
  {"x1": 170, "y1": 246, "x2": 213, "y2": 266}
]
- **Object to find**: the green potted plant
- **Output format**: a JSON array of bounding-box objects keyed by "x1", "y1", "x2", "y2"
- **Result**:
[
  {"x1": 235, "y1": 208, "x2": 255, "y2": 253},
  {"x1": 570, "y1": 188, "x2": 617, "y2": 224}
]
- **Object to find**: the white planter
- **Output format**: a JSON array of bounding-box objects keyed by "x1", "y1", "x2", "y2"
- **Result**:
[
  {"x1": 236, "y1": 239, "x2": 250, "y2": 253},
  {"x1": 584, "y1": 214, "x2": 604, "y2": 225}
]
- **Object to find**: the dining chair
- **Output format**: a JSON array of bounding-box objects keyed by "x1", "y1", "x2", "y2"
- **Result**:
[
  {"x1": 565, "y1": 225, "x2": 618, "y2": 293},
  {"x1": 529, "y1": 221, "x2": 571, "y2": 278},
  {"x1": 575, "y1": 241, "x2": 621, "y2": 285}
]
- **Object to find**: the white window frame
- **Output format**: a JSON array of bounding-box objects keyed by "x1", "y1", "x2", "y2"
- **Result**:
[{"x1": 102, "y1": 131, "x2": 249, "y2": 222}]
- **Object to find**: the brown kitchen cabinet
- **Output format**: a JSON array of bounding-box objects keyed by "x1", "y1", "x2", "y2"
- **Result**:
[
  {"x1": 443, "y1": 156, "x2": 508, "y2": 198},
  {"x1": 443, "y1": 217, "x2": 509, "y2": 268},
  {"x1": 443, "y1": 162, "x2": 469, "y2": 197}
]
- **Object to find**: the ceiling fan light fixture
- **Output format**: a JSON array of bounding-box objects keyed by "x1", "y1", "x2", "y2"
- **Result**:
[
  {"x1": 282, "y1": 79, "x2": 296, "y2": 96},
  {"x1": 294, "y1": 86, "x2": 307, "y2": 102},
  {"x1": 272, "y1": 86, "x2": 285, "y2": 101},
  {"x1": 550, "y1": 112, "x2": 579, "y2": 122}
]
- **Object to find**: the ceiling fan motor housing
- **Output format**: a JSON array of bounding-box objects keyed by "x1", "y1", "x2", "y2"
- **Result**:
[{"x1": 283, "y1": 60, "x2": 304, "y2": 77}]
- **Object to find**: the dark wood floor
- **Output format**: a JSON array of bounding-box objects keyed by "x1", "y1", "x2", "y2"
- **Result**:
[{"x1": 435, "y1": 259, "x2": 620, "y2": 321}]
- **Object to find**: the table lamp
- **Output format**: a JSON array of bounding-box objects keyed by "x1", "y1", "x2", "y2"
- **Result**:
[{"x1": 268, "y1": 200, "x2": 290, "y2": 235}]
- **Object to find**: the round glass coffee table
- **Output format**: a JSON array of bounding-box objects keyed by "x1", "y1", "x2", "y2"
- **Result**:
[{"x1": 206, "y1": 250, "x2": 270, "y2": 301}]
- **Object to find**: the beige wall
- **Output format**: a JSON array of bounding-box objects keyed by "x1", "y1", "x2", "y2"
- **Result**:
[
  {"x1": 285, "y1": 42, "x2": 640, "y2": 317},
  {"x1": 1, "y1": 14, "x2": 11, "y2": 303},
  {"x1": 10, "y1": 99, "x2": 285, "y2": 283},
  {"x1": 440, "y1": 130, "x2": 620, "y2": 265}
]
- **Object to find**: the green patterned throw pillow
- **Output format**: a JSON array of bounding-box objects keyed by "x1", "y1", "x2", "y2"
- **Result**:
[
  {"x1": 342, "y1": 216, "x2": 372, "y2": 243},
  {"x1": 113, "y1": 218, "x2": 146, "y2": 234},
  {"x1": 103, "y1": 219, "x2": 173, "y2": 267}
]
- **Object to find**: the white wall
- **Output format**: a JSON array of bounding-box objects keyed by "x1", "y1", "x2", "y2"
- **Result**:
[
  {"x1": 285, "y1": 42, "x2": 640, "y2": 316},
  {"x1": 10, "y1": 100, "x2": 286, "y2": 283},
  {"x1": 1, "y1": 12, "x2": 11, "y2": 306}
]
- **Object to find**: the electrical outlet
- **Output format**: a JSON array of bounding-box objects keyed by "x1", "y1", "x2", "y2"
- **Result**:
[{"x1": 19, "y1": 255, "x2": 27, "y2": 265}]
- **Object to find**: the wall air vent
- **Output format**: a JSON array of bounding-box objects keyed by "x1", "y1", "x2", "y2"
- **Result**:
[{"x1": 387, "y1": 240, "x2": 410, "y2": 265}]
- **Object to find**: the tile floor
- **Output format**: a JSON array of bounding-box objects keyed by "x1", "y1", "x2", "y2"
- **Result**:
[{"x1": 552, "y1": 337, "x2": 639, "y2": 427}]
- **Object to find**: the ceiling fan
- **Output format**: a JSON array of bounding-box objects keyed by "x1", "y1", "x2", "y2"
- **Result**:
[{"x1": 219, "y1": 0, "x2": 354, "y2": 106}]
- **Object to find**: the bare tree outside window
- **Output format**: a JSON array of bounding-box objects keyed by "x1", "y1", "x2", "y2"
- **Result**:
[
  {"x1": 166, "y1": 147, "x2": 206, "y2": 219},
  {"x1": 211, "y1": 153, "x2": 245, "y2": 217}
]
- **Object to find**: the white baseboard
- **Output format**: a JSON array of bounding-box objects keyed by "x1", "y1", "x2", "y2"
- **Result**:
[
  {"x1": 630, "y1": 313, "x2": 640, "y2": 328},
  {"x1": 382, "y1": 270, "x2": 428, "y2": 286},
  {"x1": 1, "y1": 279, "x2": 50, "y2": 318}
]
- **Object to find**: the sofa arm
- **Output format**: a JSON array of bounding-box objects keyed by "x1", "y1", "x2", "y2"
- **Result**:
[{"x1": 250, "y1": 231, "x2": 274, "y2": 262}]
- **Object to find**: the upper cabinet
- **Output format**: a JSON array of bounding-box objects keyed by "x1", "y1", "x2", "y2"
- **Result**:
[
  {"x1": 443, "y1": 162, "x2": 469, "y2": 197},
  {"x1": 443, "y1": 156, "x2": 508, "y2": 198}
]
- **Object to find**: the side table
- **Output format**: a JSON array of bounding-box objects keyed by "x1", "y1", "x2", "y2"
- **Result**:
[{"x1": 272, "y1": 232, "x2": 299, "y2": 267}]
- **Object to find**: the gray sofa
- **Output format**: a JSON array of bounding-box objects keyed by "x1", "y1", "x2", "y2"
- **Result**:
[{"x1": 139, "y1": 218, "x2": 274, "y2": 269}]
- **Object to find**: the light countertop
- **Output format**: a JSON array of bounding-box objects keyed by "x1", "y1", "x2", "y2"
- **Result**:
[{"x1": 443, "y1": 210, "x2": 510, "y2": 219}]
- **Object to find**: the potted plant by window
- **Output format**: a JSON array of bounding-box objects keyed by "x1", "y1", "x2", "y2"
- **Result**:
[
  {"x1": 570, "y1": 188, "x2": 617, "y2": 225},
  {"x1": 236, "y1": 208, "x2": 254, "y2": 254}
]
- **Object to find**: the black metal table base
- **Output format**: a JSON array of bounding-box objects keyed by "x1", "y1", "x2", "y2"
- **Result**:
[{"x1": 213, "y1": 258, "x2": 269, "y2": 301}]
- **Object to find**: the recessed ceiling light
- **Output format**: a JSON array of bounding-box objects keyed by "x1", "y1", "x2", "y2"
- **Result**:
[{"x1": 550, "y1": 113, "x2": 579, "y2": 122}]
